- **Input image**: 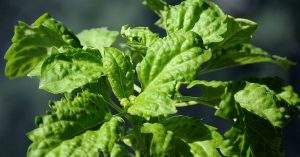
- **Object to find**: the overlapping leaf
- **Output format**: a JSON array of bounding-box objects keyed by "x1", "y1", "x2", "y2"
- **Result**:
[
  {"x1": 40, "y1": 48, "x2": 104, "y2": 94},
  {"x1": 4, "y1": 13, "x2": 80, "y2": 78},
  {"x1": 27, "y1": 91, "x2": 125, "y2": 157},
  {"x1": 128, "y1": 31, "x2": 211, "y2": 118},
  {"x1": 103, "y1": 47, "x2": 134, "y2": 100}
]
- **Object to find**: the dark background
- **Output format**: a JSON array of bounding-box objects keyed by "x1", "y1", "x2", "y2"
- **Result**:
[{"x1": 0, "y1": 0, "x2": 299, "y2": 156}]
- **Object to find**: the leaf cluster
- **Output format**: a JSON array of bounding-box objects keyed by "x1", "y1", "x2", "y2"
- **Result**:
[{"x1": 4, "y1": 0, "x2": 300, "y2": 156}]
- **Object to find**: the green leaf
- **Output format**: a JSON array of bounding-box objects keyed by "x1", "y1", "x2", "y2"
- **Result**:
[
  {"x1": 4, "y1": 13, "x2": 80, "y2": 78},
  {"x1": 158, "y1": 0, "x2": 227, "y2": 44},
  {"x1": 143, "y1": 0, "x2": 167, "y2": 15},
  {"x1": 27, "y1": 91, "x2": 124, "y2": 157},
  {"x1": 40, "y1": 48, "x2": 104, "y2": 94},
  {"x1": 128, "y1": 31, "x2": 211, "y2": 118},
  {"x1": 77, "y1": 27, "x2": 118, "y2": 52},
  {"x1": 141, "y1": 123, "x2": 174, "y2": 157},
  {"x1": 201, "y1": 44, "x2": 294, "y2": 74},
  {"x1": 234, "y1": 82, "x2": 287, "y2": 127},
  {"x1": 121, "y1": 25, "x2": 159, "y2": 54},
  {"x1": 221, "y1": 112, "x2": 284, "y2": 157},
  {"x1": 103, "y1": 47, "x2": 134, "y2": 100}
]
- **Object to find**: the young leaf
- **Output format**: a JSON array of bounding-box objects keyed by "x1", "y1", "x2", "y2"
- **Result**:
[
  {"x1": 39, "y1": 48, "x2": 104, "y2": 94},
  {"x1": 201, "y1": 44, "x2": 294, "y2": 74},
  {"x1": 128, "y1": 31, "x2": 211, "y2": 118},
  {"x1": 121, "y1": 25, "x2": 159, "y2": 54},
  {"x1": 103, "y1": 47, "x2": 134, "y2": 100},
  {"x1": 77, "y1": 27, "x2": 118, "y2": 52},
  {"x1": 27, "y1": 91, "x2": 122, "y2": 157},
  {"x1": 4, "y1": 13, "x2": 80, "y2": 78}
]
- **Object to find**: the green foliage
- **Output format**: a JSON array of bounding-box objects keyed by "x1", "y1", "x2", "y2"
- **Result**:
[{"x1": 3, "y1": 0, "x2": 300, "y2": 156}]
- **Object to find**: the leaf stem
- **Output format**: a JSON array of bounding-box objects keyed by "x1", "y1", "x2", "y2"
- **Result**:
[
  {"x1": 134, "y1": 84, "x2": 142, "y2": 93},
  {"x1": 174, "y1": 96, "x2": 216, "y2": 108}
]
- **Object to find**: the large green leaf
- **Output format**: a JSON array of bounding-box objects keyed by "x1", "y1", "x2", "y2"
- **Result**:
[
  {"x1": 103, "y1": 47, "x2": 134, "y2": 100},
  {"x1": 201, "y1": 44, "x2": 294, "y2": 74},
  {"x1": 40, "y1": 48, "x2": 104, "y2": 94},
  {"x1": 4, "y1": 13, "x2": 80, "y2": 78},
  {"x1": 128, "y1": 31, "x2": 211, "y2": 118},
  {"x1": 77, "y1": 27, "x2": 118, "y2": 52},
  {"x1": 27, "y1": 91, "x2": 125, "y2": 157}
]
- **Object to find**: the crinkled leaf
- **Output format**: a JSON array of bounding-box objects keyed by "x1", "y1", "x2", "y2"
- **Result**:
[
  {"x1": 129, "y1": 31, "x2": 211, "y2": 118},
  {"x1": 234, "y1": 82, "x2": 287, "y2": 127},
  {"x1": 221, "y1": 112, "x2": 284, "y2": 157},
  {"x1": 141, "y1": 123, "x2": 174, "y2": 157},
  {"x1": 121, "y1": 25, "x2": 158, "y2": 54},
  {"x1": 77, "y1": 27, "x2": 118, "y2": 52},
  {"x1": 201, "y1": 44, "x2": 294, "y2": 74},
  {"x1": 4, "y1": 13, "x2": 80, "y2": 78},
  {"x1": 158, "y1": 0, "x2": 227, "y2": 44},
  {"x1": 40, "y1": 48, "x2": 104, "y2": 94},
  {"x1": 27, "y1": 91, "x2": 123, "y2": 157},
  {"x1": 103, "y1": 47, "x2": 133, "y2": 99}
]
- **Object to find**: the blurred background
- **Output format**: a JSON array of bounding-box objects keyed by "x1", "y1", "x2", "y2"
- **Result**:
[{"x1": 0, "y1": 0, "x2": 299, "y2": 156}]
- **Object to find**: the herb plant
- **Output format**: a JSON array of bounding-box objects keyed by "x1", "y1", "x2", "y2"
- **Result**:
[{"x1": 4, "y1": 0, "x2": 300, "y2": 156}]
